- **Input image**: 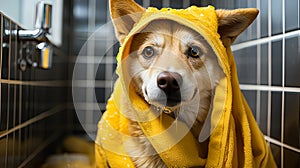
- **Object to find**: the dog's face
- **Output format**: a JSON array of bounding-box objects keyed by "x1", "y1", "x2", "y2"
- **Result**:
[
  {"x1": 110, "y1": 0, "x2": 258, "y2": 112},
  {"x1": 128, "y1": 20, "x2": 224, "y2": 109}
]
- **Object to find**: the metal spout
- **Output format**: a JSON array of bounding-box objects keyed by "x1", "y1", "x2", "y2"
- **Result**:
[{"x1": 37, "y1": 42, "x2": 53, "y2": 69}]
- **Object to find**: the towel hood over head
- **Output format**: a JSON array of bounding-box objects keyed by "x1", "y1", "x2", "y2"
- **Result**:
[{"x1": 95, "y1": 1, "x2": 277, "y2": 167}]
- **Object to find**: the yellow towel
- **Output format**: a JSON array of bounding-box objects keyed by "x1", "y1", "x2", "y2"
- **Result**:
[{"x1": 95, "y1": 6, "x2": 277, "y2": 168}]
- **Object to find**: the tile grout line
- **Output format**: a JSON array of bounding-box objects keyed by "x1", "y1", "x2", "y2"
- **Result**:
[
  {"x1": 67, "y1": 102, "x2": 107, "y2": 111},
  {"x1": 162, "y1": 0, "x2": 170, "y2": 8},
  {"x1": 18, "y1": 40, "x2": 23, "y2": 166},
  {"x1": 231, "y1": 30, "x2": 300, "y2": 51},
  {"x1": 12, "y1": 23, "x2": 18, "y2": 167},
  {"x1": 281, "y1": 0, "x2": 286, "y2": 167},
  {"x1": 256, "y1": 0, "x2": 262, "y2": 125},
  {"x1": 6, "y1": 18, "x2": 12, "y2": 134},
  {"x1": 72, "y1": 80, "x2": 112, "y2": 88},
  {"x1": 17, "y1": 132, "x2": 62, "y2": 168},
  {"x1": 24, "y1": 84, "x2": 29, "y2": 160},
  {"x1": 0, "y1": 79, "x2": 68, "y2": 87},
  {"x1": 7, "y1": 19, "x2": 11, "y2": 79},
  {"x1": 5, "y1": 18, "x2": 12, "y2": 168},
  {"x1": 267, "y1": 0, "x2": 272, "y2": 144},
  {"x1": 0, "y1": 105, "x2": 65, "y2": 139},
  {"x1": 12, "y1": 84, "x2": 17, "y2": 167},
  {"x1": 1, "y1": 79, "x2": 113, "y2": 88},
  {"x1": 105, "y1": 0, "x2": 114, "y2": 107},
  {"x1": 12, "y1": 24, "x2": 17, "y2": 127},
  {"x1": 183, "y1": 0, "x2": 190, "y2": 8},
  {"x1": 18, "y1": 42, "x2": 23, "y2": 126},
  {"x1": 0, "y1": 14, "x2": 2, "y2": 80},
  {"x1": 162, "y1": 0, "x2": 169, "y2": 7},
  {"x1": 0, "y1": 14, "x2": 3, "y2": 141},
  {"x1": 299, "y1": 0, "x2": 300, "y2": 154},
  {"x1": 240, "y1": 84, "x2": 300, "y2": 92},
  {"x1": 86, "y1": 0, "x2": 96, "y2": 133},
  {"x1": 264, "y1": 135, "x2": 300, "y2": 154},
  {"x1": 70, "y1": 55, "x2": 116, "y2": 64},
  {"x1": 143, "y1": 0, "x2": 150, "y2": 8},
  {"x1": 3, "y1": 130, "x2": 8, "y2": 166}
]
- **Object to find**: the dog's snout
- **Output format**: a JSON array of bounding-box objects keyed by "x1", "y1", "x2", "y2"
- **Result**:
[{"x1": 157, "y1": 71, "x2": 182, "y2": 92}]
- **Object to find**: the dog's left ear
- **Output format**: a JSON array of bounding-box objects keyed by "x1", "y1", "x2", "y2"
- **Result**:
[
  {"x1": 110, "y1": 0, "x2": 145, "y2": 44},
  {"x1": 216, "y1": 8, "x2": 259, "y2": 47}
]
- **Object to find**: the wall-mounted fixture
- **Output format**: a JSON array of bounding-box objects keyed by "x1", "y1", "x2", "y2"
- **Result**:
[{"x1": 5, "y1": 1, "x2": 54, "y2": 70}]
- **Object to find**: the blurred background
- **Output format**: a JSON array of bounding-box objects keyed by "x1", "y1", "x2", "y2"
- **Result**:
[{"x1": 0, "y1": 0, "x2": 299, "y2": 167}]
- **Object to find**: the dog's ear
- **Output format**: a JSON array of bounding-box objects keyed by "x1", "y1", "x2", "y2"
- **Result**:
[
  {"x1": 216, "y1": 8, "x2": 259, "y2": 47},
  {"x1": 110, "y1": 0, "x2": 145, "y2": 44}
]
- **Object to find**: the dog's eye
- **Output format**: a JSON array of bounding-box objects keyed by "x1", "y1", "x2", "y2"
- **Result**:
[
  {"x1": 187, "y1": 46, "x2": 202, "y2": 58},
  {"x1": 142, "y1": 46, "x2": 155, "y2": 58}
]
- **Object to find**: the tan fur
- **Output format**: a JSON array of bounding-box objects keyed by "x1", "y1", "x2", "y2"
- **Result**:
[
  {"x1": 109, "y1": 0, "x2": 258, "y2": 167},
  {"x1": 216, "y1": 8, "x2": 259, "y2": 47},
  {"x1": 120, "y1": 92, "x2": 166, "y2": 168},
  {"x1": 110, "y1": 0, "x2": 145, "y2": 43},
  {"x1": 123, "y1": 19, "x2": 224, "y2": 168}
]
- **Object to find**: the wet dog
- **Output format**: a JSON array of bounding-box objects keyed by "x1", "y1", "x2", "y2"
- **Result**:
[{"x1": 109, "y1": 0, "x2": 258, "y2": 167}]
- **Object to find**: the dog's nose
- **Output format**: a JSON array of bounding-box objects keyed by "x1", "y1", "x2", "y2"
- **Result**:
[{"x1": 157, "y1": 71, "x2": 183, "y2": 92}]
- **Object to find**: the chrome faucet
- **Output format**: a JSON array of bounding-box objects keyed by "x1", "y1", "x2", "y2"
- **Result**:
[{"x1": 7, "y1": 1, "x2": 53, "y2": 70}]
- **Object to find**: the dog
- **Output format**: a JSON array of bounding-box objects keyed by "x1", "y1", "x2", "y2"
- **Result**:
[{"x1": 107, "y1": 0, "x2": 258, "y2": 167}]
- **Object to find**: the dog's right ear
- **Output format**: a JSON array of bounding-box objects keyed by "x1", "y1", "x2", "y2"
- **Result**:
[
  {"x1": 216, "y1": 8, "x2": 259, "y2": 47},
  {"x1": 110, "y1": 0, "x2": 145, "y2": 44}
]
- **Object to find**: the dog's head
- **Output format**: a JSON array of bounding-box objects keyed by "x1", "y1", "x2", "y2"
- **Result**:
[
  {"x1": 126, "y1": 20, "x2": 225, "y2": 110},
  {"x1": 110, "y1": 0, "x2": 258, "y2": 110}
]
